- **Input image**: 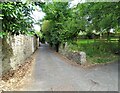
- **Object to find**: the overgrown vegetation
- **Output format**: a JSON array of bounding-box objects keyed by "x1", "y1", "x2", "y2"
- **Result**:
[
  {"x1": 39, "y1": 2, "x2": 120, "y2": 64},
  {"x1": 0, "y1": 2, "x2": 36, "y2": 38},
  {"x1": 68, "y1": 39, "x2": 118, "y2": 64},
  {"x1": 40, "y1": 2, "x2": 120, "y2": 51}
]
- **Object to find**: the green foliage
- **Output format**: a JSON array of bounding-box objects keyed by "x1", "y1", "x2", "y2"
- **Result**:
[
  {"x1": 42, "y1": 20, "x2": 52, "y2": 34},
  {"x1": 41, "y1": 2, "x2": 71, "y2": 46},
  {"x1": 41, "y1": 2, "x2": 120, "y2": 44},
  {"x1": 78, "y1": 2, "x2": 120, "y2": 32},
  {"x1": 68, "y1": 39, "x2": 118, "y2": 63},
  {"x1": 40, "y1": 2, "x2": 120, "y2": 54},
  {"x1": 1, "y1": 2, "x2": 35, "y2": 37},
  {"x1": 35, "y1": 31, "x2": 43, "y2": 38},
  {"x1": 0, "y1": 32, "x2": 7, "y2": 38}
]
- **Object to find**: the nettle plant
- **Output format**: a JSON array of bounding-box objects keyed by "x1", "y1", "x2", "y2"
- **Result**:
[{"x1": 0, "y1": 2, "x2": 35, "y2": 38}]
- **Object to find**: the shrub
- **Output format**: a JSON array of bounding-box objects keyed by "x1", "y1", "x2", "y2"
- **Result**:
[{"x1": 67, "y1": 39, "x2": 118, "y2": 64}]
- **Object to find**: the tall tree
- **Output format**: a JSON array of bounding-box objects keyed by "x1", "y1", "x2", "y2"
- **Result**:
[
  {"x1": 41, "y1": 2, "x2": 70, "y2": 52},
  {"x1": 77, "y1": 2, "x2": 120, "y2": 38}
]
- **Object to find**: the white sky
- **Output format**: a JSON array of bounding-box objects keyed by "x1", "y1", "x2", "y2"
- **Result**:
[
  {"x1": 31, "y1": 5, "x2": 45, "y2": 22},
  {"x1": 70, "y1": 0, "x2": 85, "y2": 7},
  {"x1": 33, "y1": 24, "x2": 41, "y2": 32}
]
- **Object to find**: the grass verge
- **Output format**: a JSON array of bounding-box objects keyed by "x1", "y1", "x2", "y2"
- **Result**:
[{"x1": 67, "y1": 39, "x2": 118, "y2": 64}]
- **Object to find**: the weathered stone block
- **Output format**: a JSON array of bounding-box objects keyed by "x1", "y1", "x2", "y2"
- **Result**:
[
  {"x1": 80, "y1": 52, "x2": 86, "y2": 64},
  {"x1": 59, "y1": 44, "x2": 87, "y2": 65}
]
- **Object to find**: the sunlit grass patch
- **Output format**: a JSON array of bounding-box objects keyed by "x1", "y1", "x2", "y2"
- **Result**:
[{"x1": 68, "y1": 39, "x2": 118, "y2": 64}]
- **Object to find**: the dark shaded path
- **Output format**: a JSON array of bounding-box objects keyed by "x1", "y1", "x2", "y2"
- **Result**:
[{"x1": 21, "y1": 44, "x2": 118, "y2": 91}]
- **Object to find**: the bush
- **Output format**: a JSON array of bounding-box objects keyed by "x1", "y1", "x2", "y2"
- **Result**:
[{"x1": 67, "y1": 39, "x2": 118, "y2": 64}]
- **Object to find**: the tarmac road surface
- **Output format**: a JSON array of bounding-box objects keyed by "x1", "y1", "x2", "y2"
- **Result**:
[{"x1": 21, "y1": 44, "x2": 118, "y2": 91}]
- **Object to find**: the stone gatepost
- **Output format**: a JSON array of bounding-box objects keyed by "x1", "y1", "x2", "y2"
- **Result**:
[{"x1": 80, "y1": 52, "x2": 86, "y2": 64}]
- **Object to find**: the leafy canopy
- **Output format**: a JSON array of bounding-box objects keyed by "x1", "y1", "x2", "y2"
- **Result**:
[
  {"x1": 0, "y1": 2, "x2": 35, "y2": 37},
  {"x1": 41, "y1": 2, "x2": 120, "y2": 47}
]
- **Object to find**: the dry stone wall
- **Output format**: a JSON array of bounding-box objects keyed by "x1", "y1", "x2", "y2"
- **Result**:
[
  {"x1": 59, "y1": 44, "x2": 86, "y2": 65},
  {"x1": 1, "y1": 34, "x2": 39, "y2": 75}
]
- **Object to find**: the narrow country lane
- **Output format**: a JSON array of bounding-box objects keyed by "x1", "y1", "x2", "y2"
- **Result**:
[{"x1": 21, "y1": 44, "x2": 118, "y2": 91}]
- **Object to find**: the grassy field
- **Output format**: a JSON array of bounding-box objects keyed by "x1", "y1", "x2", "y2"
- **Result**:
[{"x1": 68, "y1": 39, "x2": 118, "y2": 64}]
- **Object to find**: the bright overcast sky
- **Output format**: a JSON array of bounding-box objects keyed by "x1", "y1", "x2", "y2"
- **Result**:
[
  {"x1": 70, "y1": 0, "x2": 85, "y2": 7},
  {"x1": 31, "y1": 5, "x2": 45, "y2": 22}
]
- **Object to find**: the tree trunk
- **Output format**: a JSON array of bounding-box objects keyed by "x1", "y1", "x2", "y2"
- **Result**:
[
  {"x1": 107, "y1": 31, "x2": 110, "y2": 41},
  {"x1": 118, "y1": 36, "x2": 120, "y2": 55},
  {"x1": 50, "y1": 43, "x2": 53, "y2": 47},
  {"x1": 63, "y1": 43, "x2": 65, "y2": 49},
  {"x1": 118, "y1": 36, "x2": 120, "y2": 63},
  {"x1": 55, "y1": 42, "x2": 60, "y2": 52}
]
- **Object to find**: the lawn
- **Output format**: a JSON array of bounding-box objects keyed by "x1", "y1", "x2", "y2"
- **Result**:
[{"x1": 67, "y1": 39, "x2": 119, "y2": 64}]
